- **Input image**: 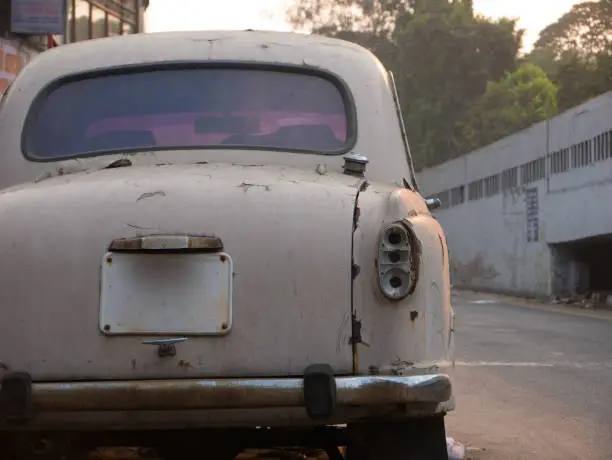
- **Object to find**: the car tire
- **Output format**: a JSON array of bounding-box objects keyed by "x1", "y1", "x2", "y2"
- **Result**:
[
  {"x1": 345, "y1": 416, "x2": 448, "y2": 460},
  {"x1": 2, "y1": 434, "x2": 86, "y2": 460}
]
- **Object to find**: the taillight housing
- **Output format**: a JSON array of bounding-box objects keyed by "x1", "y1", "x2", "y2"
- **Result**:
[{"x1": 377, "y1": 220, "x2": 420, "y2": 300}]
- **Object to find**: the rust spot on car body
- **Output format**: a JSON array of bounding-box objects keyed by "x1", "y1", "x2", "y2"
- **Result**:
[
  {"x1": 238, "y1": 182, "x2": 270, "y2": 192},
  {"x1": 389, "y1": 359, "x2": 414, "y2": 376},
  {"x1": 438, "y1": 234, "x2": 446, "y2": 264},
  {"x1": 351, "y1": 263, "x2": 361, "y2": 279},
  {"x1": 136, "y1": 190, "x2": 166, "y2": 201},
  {"x1": 105, "y1": 158, "x2": 132, "y2": 169},
  {"x1": 353, "y1": 205, "x2": 361, "y2": 231},
  {"x1": 410, "y1": 311, "x2": 418, "y2": 329},
  {"x1": 403, "y1": 220, "x2": 422, "y2": 297}
]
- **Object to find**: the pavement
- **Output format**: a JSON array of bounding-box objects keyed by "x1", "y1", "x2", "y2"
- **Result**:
[{"x1": 446, "y1": 289, "x2": 612, "y2": 460}]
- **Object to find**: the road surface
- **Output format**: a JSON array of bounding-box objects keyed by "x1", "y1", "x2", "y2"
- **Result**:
[{"x1": 446, "y1": 290, "x2": 612, "y2": 460}]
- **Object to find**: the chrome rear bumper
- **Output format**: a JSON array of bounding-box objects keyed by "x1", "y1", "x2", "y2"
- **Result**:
[{"x1": 2, "y1": 374, "x2": 451, "y2": 415}]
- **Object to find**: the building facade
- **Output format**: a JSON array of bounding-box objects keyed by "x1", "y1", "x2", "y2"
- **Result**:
[
  {"x1": 65, "y1": 0, "x2": 147, "y2": 43},
  {"x1": 417, "y1": 91, "x2": 612, "y2": 299},
  {"x1": 0, "y1": 0, "x2": 147, "y2": 98},
  {"x1": 0, "y1": 35, "x2": 33, "y2": 97},
  {"x1": 0, "y1": 0, "x2": 45, "y2": 98}
]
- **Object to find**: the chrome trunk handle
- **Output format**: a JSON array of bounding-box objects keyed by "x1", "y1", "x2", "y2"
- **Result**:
[
  {"x1": 109, "y1": 234, "x2": 223, "y2": 253},
  {"x1": 142, "y1": 338, "x2": 188, "y2": 357}
]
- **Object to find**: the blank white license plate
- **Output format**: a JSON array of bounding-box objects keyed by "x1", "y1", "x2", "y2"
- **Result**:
[{"x1": 99, "y1": 252, "x2": 233, "y2": 336}]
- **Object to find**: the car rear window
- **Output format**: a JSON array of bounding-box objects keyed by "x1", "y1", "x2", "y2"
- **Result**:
[{"x1": 24, "y1": 67, "x2": 353, "y2": 160}]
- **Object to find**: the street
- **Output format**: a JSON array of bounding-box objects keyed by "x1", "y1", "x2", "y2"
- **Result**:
[{"x1": 446, "y1": 290, "x2": 612, "y2": 460}]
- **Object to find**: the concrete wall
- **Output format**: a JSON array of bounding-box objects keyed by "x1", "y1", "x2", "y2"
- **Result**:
[{"x1": 417, "y1": 91, "x2": 612, "y2": 298}]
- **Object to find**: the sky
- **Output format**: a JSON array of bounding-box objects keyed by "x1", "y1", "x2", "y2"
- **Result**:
[{"x1": 145, "y1": 0, "x2": 579, "y2": 52}]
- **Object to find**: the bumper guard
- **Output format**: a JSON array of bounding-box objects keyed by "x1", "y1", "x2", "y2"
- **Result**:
[{"x1": 1, "y1": 371, "x2": 451, "y2": 423}]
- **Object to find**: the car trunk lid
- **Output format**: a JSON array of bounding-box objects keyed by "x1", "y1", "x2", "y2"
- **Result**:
[{"x1": 0, "y1": 162, "x2": 362, "y2": 381}]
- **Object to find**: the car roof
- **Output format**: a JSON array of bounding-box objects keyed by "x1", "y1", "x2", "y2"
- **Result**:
[{"x1": 18, "y1": 30, "x2": 382, "y2": 83}]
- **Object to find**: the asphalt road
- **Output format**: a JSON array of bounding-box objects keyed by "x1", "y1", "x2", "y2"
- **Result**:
[{"x1": 445, "y1": 290, "x2": 612, "y2": 460}]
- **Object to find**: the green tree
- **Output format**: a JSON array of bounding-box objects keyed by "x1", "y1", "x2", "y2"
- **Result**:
[
  {"x1": 392, "y1": 2, "x2": 523, "y2": 165},
  {"x1": 532, "y1": 0, "x2": 612, "y2": 59},
  {"x1": 286, "y1": 0, "x2": 415, "y2": 36},
  {"x1": 460, "y1": 63, "x2": 559, "y2": 151},
  {"x1": 551, "y1": 52, "x2": 611, "y2": 110},
  {"x1": 527, "y1": 0, "x2": 611, "y2": 111}
]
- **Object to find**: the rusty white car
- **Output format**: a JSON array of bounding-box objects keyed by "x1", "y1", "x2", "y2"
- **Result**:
[{"x1": 0, "y1": 30, "x2": 455, "y2": 460}]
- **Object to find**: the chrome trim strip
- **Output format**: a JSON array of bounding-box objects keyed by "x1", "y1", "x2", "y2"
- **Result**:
[{"x1": 31, "y1": 375, "x2": 452, "y2": 412}]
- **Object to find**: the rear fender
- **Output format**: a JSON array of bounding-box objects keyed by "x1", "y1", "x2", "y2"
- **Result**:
[{"x1": 350, "y1": 185, "x2": 454, "y2": 376}]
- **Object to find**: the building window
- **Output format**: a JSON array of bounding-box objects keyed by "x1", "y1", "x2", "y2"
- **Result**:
[
  {"x1": 108, "y1": 14, "x2": 121, "y2": 36},
  {"x1": 68, "y1": 0, "x2": 140, "y2": 43},
  {"x1": 468, "y1": 179, "x2": 484, "y2": 201},
  {"x1": 571, "y1": 139, "x2": 592, "y2": 168},
  {"x1": 450, "y1": 185, "x2": 465, "y2": 207},
  {"x1": 549, "y1": 148, "x2": 570, "y2": 175},
  {"x1": 594, "y1": 130, "x2": 612, "y2": 162},
  {"x1": 122, "y1": 22, "x2": 136, "y2": 34},
  {"x1": 520, "y1": 157, "x2": 546, "y2": 185},
  {"x1": 484, "y1": 174, "x2": 500, "y2": 197},
  {"x1": 92, "y1": 3, "x2": 106, "y2": 39},
  {"x1": 501, "y1": 167, "x2": 518, "y2": 191}
]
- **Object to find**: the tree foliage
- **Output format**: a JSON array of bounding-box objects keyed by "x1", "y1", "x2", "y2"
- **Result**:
[
  {"x1": 527, "y1": 0, "x2": 611, "y2": 112},
  {"x1": 287, "y1": 0, "x2": 415, "y2": 36},
  {"x1": 391, "y1": 2, "x2": 523, "y2": 165},
  {"x1": 460, "y1": 64, "x2": 559, "y2": 151},
  {"x1": 532, "y1": 0, "x2": 612, "y2": 58},
  {"x1": 551, "y1": 52, "x2": 611, "y2": 110}
]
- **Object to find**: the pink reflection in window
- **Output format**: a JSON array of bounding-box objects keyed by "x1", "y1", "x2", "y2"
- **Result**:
[
  {"x1": 27, "y1": 68, "x2": 351, "y2": 158},
  {"x1": 86, "y1": 111, "x2": 347, "y2": 148}
]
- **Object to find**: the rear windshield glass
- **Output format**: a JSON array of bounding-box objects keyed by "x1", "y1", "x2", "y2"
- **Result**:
[{"x1": 24, "y1": 68, "x2": 352, "y2": 160}]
